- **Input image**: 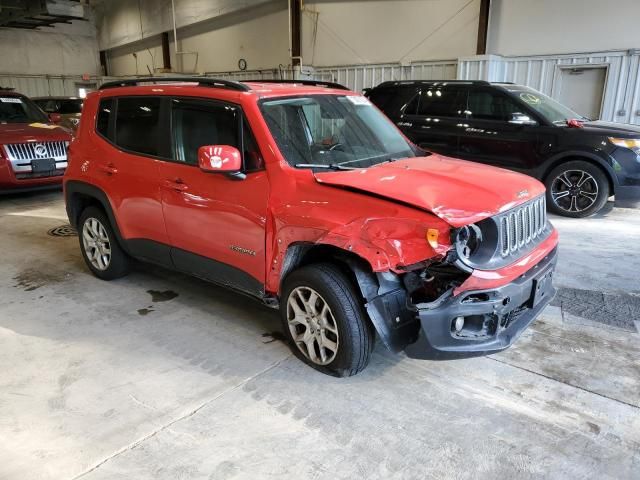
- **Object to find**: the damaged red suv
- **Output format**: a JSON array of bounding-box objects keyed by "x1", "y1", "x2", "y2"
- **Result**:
[
  {"x1": 0, "y1": 89, "x2": 71, "y2": 193},
  {"x1": 64, "y1": 78, "x2": 558, "y2": 376}
]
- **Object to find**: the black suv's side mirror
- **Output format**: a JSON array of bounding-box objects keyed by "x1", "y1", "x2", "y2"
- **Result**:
[{"x1": 508, "y1": 113, "x2": 537, "y2": 126}]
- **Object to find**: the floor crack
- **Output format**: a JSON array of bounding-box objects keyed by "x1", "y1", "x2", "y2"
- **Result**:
[
  {"x1": 488, "y1": 356, "x2": 640, "y2": 410},
  {"x1": 70, "y1": 355, "x2": 290, "y2": 479}
]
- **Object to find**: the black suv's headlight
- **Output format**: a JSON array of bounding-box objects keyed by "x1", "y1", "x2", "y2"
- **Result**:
[{"x1": 609, "y1": 137, "x2": 640, "y2": 154}]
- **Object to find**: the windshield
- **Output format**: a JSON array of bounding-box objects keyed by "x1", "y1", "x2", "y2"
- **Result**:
[
  {"x1": 507, "y1": 86, "x2": 587, "y2": 123},
  {"x1": 0, "y1": 95, "x2": 48, "y2": 124},
  {"x1": 260, "y1": 94, "x2": 420, "y2": 169},
  {"x1": 35, "y1": 98, "x2": 83, "y2": 114}
]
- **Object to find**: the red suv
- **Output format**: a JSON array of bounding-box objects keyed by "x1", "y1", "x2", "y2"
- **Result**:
[
  {"x1": 64, "y1": 78, "x2": 558, "y2": 376},
  {"x1": 0, "y1": 90, "x2": 71, "y2": 193}
]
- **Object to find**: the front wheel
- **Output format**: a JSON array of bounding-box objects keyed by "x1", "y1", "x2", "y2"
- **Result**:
[
  {"x1": 280, "y1": 263, "x2": 374, "y2": 377},
  {"x1": 545, "y1": 160, "x2": 610, "y2": 218}
]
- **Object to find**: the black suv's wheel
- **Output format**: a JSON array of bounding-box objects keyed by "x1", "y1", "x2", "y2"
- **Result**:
[
  {"x1": 545, "y1": 160, "x2": 609, "y2": 218},
  {"x1": 78, "y1": 206, "x2": 130, "y2": 280},
  {"x1": 280, "y1": 263, "x2": 374, "y2": 377}
]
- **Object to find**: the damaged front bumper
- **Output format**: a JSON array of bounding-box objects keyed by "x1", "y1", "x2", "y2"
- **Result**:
[{"x1": 404, "y1": 247, "x2": 558, "y2": 360}]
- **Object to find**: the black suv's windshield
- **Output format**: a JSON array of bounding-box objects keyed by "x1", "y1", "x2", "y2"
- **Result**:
[
  {"x1": 0, "y1": 95, "x2": 48, "y2": 124},
  {"x1": 260, "y1": 94, "x2": 420, "y2": 169},
  {"x1": 507, "y1": 86, "x2": 588, "y2": 123}
]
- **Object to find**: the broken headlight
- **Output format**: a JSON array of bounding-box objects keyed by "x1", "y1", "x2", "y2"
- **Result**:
[{"x1": 452, "y1": 219, "x2": 500, "y2": 270}]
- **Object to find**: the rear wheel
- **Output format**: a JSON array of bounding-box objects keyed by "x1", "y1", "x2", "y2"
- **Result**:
[
  {"x1": 280, "y1": 263, "x2": 374, "y2": 377},
  {"x1": 78, "y1": 206, "x2": 129, "y2": 280},
  {"x1": 545, "y1": 160, "x2": 609, "y2": 217}
]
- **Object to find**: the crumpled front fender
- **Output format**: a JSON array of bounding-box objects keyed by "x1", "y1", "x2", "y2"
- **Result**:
[{"x1": 266, "y1": 214, "x2": 451, "y2": 293}]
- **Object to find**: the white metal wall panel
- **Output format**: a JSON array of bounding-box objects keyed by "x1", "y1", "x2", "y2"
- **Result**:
[
  {"x1": 458, "y1": 51, "x2": 640, "y2": 124},
  {"x1": 312, "y1": 61, "x2": 457, "y2": 92},
  {"x1": 0, "y1": 75, "x2": 79, "y2": 97}
]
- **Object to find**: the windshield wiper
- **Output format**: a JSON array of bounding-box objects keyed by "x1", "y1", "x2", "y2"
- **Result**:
[{"x1": 294, "y1": 163, "x2": 356, "y2": 171}]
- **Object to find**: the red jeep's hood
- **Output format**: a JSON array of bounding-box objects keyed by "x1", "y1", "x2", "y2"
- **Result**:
[
  {"x1": 0, "y1": 123, "x2": 71, "y2": 144},
  {"x1": 314, "y1": 155, "x2": 545, "y2": 227}
]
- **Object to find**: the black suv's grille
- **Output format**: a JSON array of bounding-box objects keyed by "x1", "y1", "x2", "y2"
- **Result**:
[{"x1": 499, "y1": 196, "x2": 547, "y2": 258}]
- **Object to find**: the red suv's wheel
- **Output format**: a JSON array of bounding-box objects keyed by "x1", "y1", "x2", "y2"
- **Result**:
[
  {"x1": 78, "y1": 206, "x2": 130, "y2": 280},
  {"x1": 280, "y1": 263, "x2": 374, "y2": 377}
]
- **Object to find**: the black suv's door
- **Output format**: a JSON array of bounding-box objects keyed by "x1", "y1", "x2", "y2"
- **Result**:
[
  {"x1": 400, "y1": 85, "x2": 467, "y2": 156},
  {"x1": 458, "y1": 87, "x2": 541, "y2": 171}
]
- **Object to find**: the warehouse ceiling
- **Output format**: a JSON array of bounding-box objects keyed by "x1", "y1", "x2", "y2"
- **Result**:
[{"x1": 0, "y1": 0, "x2": 87, "y2": 29}]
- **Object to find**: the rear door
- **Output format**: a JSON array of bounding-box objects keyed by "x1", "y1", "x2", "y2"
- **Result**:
[
  {"x1": 458, "y1": 87, "x2": 540, "y2": 171},
  {"x1": 399, "y1": 85, "x2": 467, "y2": 156},
  {"x1": 158, "y1": 97, "x2": 268, "y2": 296},
  {"x1": 92, "y1": 96, "x2": 171, "y2": 265}
]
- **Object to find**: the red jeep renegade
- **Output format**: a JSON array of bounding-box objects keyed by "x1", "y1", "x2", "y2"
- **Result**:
[
  {"x1": 64, "y1": 78, "x2": 558, "y2": 376},
  {"x1": 0, "y1": 89, "x2": 71, "y2": 193}
]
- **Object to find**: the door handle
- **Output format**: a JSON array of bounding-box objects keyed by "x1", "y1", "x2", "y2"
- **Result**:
[
  {"x1": 99, "y1": 163, "x2": 118, "y2": 175},
  {"x1": 164, "y1": 178, "x2": 189, "y2": 192}
]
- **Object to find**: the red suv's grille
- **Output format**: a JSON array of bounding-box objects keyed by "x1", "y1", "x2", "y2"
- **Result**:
[{"x1": 499, "y1": 196, "x2": 547, "y2": 258}]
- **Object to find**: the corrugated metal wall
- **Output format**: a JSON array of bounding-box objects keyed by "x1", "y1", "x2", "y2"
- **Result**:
[
  {"x1": 311, "y1": 60, "x2": 458, "y2": 92},
  {"x1": 458, "y1": 51, "x2": 640, "y2": 125},
  {"x1": 0, "y1": 74, "x2": 100, "y2": 97},
  {"x1": 9, "y1": 53, "x2": 639, "y2": 126}
]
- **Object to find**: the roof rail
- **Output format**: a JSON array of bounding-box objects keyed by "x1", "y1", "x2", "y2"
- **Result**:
[
  {"x1": 244, "y1": 79, "x2": 350, "y2": 91},
  {"x1": 375, "y1": 80, "x2": 491, "y2": 88},
  {"x1": 99, "y1": 77, "x2": 250, "y2": 92}
]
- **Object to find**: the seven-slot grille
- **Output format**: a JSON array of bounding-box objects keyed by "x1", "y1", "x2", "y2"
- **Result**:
[
  {"x1": 3, "y1": 141, "x2": 68, "y2": 177},
  {"x1": 499, "y1": 195, "x2": 547, "y2": 257}
]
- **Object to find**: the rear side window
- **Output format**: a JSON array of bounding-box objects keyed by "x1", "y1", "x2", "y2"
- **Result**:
[
  {"x1": 368, "y1": 87, "x2": 418, "y2": 117},
  {"x1": 467, "y1": 90, "x2": 523, "y2": 121},
  {"x1": 367, "y1": 88, "x2": 396, "y2": 112},
  {"x1": 59, "y1": 99, "x2": 83, "y2": 114},
  {"x1": 411, "y1": 87, "x2": 466, "y2": 117},
  {"x1": 96, "y1": 98, "x2": 113, "y2": 140},
  {"x1": 115, "y1": 97, "x2": 162, "y2": 156}
]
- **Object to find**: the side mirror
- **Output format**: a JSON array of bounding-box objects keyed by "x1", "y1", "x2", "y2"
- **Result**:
[
  {"x1": 49, "y1": 113, "x2": 62, "y2": 124},
  {"x1": 198, "y1": 145, "x2": 242, "y2": 174},
  {"x1": 508, "y1": 113, "x2": 537, "y2": 126}
]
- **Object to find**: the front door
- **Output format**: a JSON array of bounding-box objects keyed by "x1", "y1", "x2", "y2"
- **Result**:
[
  {"x1": 159, "y1": 97, "x2": 268, "y2": 296},
  {"x1": 458, "y1": 87, "x2": 541, "y2": 172},
  {"x1": 399, "y1": 85, "x2": 466, "y2": 156}
]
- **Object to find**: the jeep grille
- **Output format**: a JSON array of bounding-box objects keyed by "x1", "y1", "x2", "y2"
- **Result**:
[{"x1": 499, "y1": 196, "x2": 547, "y2": 258}]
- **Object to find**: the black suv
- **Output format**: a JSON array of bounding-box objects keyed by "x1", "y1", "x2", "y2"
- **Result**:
[{"x1": 366, "y1": 80, "x2": 640, "y2": 217}]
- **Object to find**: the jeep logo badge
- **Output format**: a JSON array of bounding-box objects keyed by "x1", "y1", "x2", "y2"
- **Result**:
[
  {"x1": 516, "y1": 189, "x2": 529, "y2": 198},
  {"x1": 34, "y1": 144, "x2": 48, "y2": 157}
]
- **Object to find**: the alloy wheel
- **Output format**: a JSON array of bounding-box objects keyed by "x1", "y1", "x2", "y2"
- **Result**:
[
  {"x1": 550, "y1": 169, "x2": 599, "y2": 214},
  {"x1": 82, "y1": 217, "x2": 112, "y2": 271},
  {"x1": 286, "y1": 286, "x2": 339, "y2": 365}
]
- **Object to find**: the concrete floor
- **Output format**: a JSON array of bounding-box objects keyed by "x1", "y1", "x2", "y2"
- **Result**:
[{"x1": 1, "y1": 191, "x2": 639, "y2": 480}]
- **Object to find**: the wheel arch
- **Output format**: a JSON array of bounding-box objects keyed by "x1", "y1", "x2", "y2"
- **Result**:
[
  {"x1": 65, "y1": 180, "x2": 126, "y2": 247},
  {"x1": 279, "y1": 242, "x2": 419, "y2": 353},
  {"x1": 540, "y1": 152, "x2": 617, "y2": 194}
]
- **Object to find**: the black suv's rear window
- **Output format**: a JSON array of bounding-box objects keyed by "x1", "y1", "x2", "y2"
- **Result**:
[{"x1": 408, "y1": 87, "x2": 466, "y2": 117}]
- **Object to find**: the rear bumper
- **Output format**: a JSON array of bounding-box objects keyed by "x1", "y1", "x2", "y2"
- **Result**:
[{"x1": 404, "y1": 247, "x2": 557, "y2": 360}]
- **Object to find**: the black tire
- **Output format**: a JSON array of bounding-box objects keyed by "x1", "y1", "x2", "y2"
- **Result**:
[
  {"x1": 78, "y1": 206, "x2": 130, "y2": 280},
  {"x1": 280, "y1": 263, "x2": 374, "y2": 377},
  {"x1": 545, "y1": 160, "x2": 610, "y2": 218}
]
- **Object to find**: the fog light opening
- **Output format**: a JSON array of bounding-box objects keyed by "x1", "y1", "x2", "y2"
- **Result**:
[{"x1": 453, "y1": 316, "x2": 465, "y2": 333}]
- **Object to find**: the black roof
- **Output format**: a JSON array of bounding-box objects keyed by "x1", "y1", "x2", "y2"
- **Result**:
[{"x1": 372, "y1": 80, "x2": 516, "y2": 89}]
